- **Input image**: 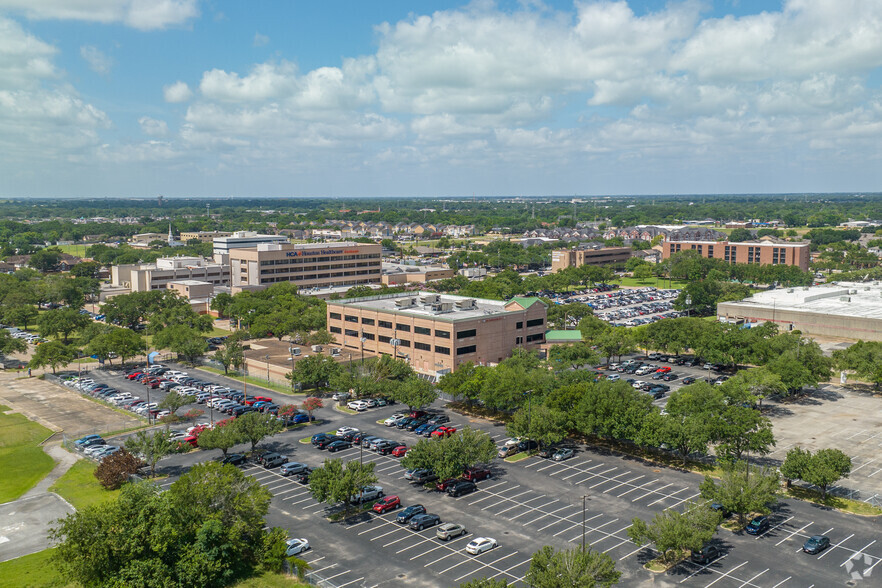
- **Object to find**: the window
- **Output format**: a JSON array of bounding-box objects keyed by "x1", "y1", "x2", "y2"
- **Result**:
[
  {"x1": 361, "y1": 317, "x2": 375, "y2": 326},
  {"x1": 378, "y1": 335, "x2": 391, "y2": 343},
  {"x1": 457, "y1": 329, "x2": 477, "y2": 339},
  {"x1": 329, "y1": 312, "x2": 341, "y2": 320},
  {"x1": 330, "y1": 326, "x2": 341, "y2": 334},
  {"x1": 362, "y1": 332, "x2": 375, "y2": 341},
  {"x1": 344, "y1": 315, "x2": 358, "y2": 323},
  {"x1": 414, "y1": 342, "x2": 431, "y2": 351},
  {"x1": 398, "y1": 339, "x2": 410, "y2": 348},
  {"x1": 457, "y1": 345, "x2": 477, "y2": 355},
  {"x1": 526, "y1": 318, "x2": 544, "y2": 328},
  {"x1": 526, "y1": 333, "x2": 544, "y2": 343},
  {"x1": 516, "y1": 322, "x2": 523, "y2": 329},
  {"x1": 414, "y1": 326, "x2": 431, "y2": 335},
  {"x1": 515, "y1": 336, "x2": 523, "y2": 344},
  {"x1": 435, "y1": 329, "x2": 450, "y2": 338},
  {"x1": 378, "y1": 320, "x2": 393, "y2": 329},
  {"x1": 396, "y1": 323, "x2": 410, "y2": 332},
  {"x1": 435, "y1": 345, "x2": 450, "y2": 355},
  {"x1": 344, "y1": 329, "x2": 358, "y2": 337}
]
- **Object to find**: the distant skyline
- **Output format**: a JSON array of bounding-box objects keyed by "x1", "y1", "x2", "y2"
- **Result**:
[{"x1": 1, "y1": 1, "x2": 881, "y2": 198}]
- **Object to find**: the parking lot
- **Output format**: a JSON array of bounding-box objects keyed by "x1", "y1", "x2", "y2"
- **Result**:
[{"x1": 547, "y1": 286, "x2": 682, "y2": 328}]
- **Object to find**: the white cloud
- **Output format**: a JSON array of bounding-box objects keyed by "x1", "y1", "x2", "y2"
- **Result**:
[
  {"x1": 0, "y1": 17, "x2": 58, "y2": 89},
  {"x1": 199, "y1": 62, "x2": 298, "y2": 102},
  {"x1": 163, "y1": 81, "x2": 193, "y2": 103},
  {"x1": 80, "y1": 45, "x2": 112, "y2": 74},
  {"x1": 253, "y1": 32, "x2": 269, "y2": 47},
  {"x1": 138, "y1": 116, "x2": 168, "y2": 136},
  {"x1": 0, "y1": 0, "x2": 200, "y2": 30}
]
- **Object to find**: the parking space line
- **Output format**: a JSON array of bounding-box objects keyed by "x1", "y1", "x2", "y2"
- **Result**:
[
  {"x1": 334, "y1": 577, "x2": 364, "y2": 588},
  {"x1": 310, "y1": 563, "x2": 338, "y2": 574},
  {"x1": 320, "y1": 570, "x2": 350, "y2": 582},
  {"x1": 679, "y1": 554, "x2": 730, "y2": 583},
  {"x1": 818, "y1": 533, "x2": 853, "y2": 560},
  {"x1": 410, "y1": 534, "x2": 472, "y2": 560},
  {"x1": 631, "y1": 482, "x2": 672, "y2": 502},
  {"x1": 604, "y1": 475, "x2": 645, "y2": 493},
  {"x1": 454, "y1": 551, "x2": 520, "y2": 582},
  {"x1": 369, "y1": 527, "x2": 403, "y2": 542},
  {"x1": 768, "y1": 577, "x2": 791, "y2": 588},
  {"x1": 617, "y1": 479, "x2": 661, "y2": 498},
  {"x1": 619, "y1": 543, "x2": 646, "y2": 561},
  {"x1": 482, "y1": 489, "x2": 533, "y2": 510},
  {"x1": 647, "y1": 486, "x2": 688, "y2": 506},
  {"x1": 289, "y1": 496, "x2": 315, "y2": 506},
  {"x1": 666, "y1": 491, "x2": 702, "y2": 510},
  {"x1": 527, "y1": 504, "x2": 576, "y2": 527},
  {"x1": 589, "y1": 471, "x2": 626, "y2": 489},
  {"x1": 840, "y1": 540, "x2": 876, "y2": 567},
  {"x1": 756, "y1": 515, "x2": 794, "y2": 539},
  {"x1": 382, "y1": 533, "x2": 416, "y2": 548},
  {"x1": 703, "y1": 561, "x2": 748, "y2": 588},
  {"x1": 775, "y1": 522, "x2": 812, "y2": 546},
  {"x1": 272, "y1": 487, "x2": 306, "y2": 498},
  {"x1": 536, "y1": 462, "x2": 559, "y2": 472},
  {"x1": 540, "y1": 511, "x2": 599, "y2": 533},
  {"x1": 510, "y1": 499, "x2": 558, "y2": 520},
  {"x1": 494, "y1": 494, "x2": 546, "y2": 515},
  {"x1": 738, "y1": 568, "x2": 768, "y2": 587}
]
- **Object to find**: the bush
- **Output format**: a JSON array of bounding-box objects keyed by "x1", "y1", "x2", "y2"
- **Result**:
[{"x1": 93, "y1": 450, "x2": 143, "y2": 490}]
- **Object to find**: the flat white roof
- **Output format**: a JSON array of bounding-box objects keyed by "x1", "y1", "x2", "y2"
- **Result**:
[
  {"x1": 333, "y1": 292, "x2": 538, "y2": 321},
  {"x1": 722, "y1": 282, "x2": 882, "y2": 320}
]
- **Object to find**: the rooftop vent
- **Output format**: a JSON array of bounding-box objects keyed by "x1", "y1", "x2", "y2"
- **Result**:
[
  {"x1": 311, "y1": 345, "x2": 323, "y2": 352},
  {"x1": 840, "y1": 296, "x2": 851, "y2": 302},
  {"x1": 420, "y1": 293, "x2": 441, "y2": 305},
  {"x1": 395, "y1": 297, "x2": 417, "y2": 308},
  {"x1": 455, "y1": 298, "x2": 477, "y2": 310},
  {"x1": 430, "y1": 302, "x2": 454, "y2": 313}
]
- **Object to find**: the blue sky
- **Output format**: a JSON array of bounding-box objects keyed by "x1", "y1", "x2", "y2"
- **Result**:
[{"x1": 1, "y1": 1, "x2": 881, "y2": 198}]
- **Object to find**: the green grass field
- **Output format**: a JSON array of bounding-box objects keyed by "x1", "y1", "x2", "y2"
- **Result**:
[
  {"x1": 196, "y1": 365, "x2": 297, "y2": 396},
  {"x1": 0, "y1": 406, "x2": 56, "y2": 503},
  {"x1": 613, "y1": 276, "x2": 688, "y2": 289},
  {"x1": 48, "y1": 459, "x2": 120, "y2": 510}
]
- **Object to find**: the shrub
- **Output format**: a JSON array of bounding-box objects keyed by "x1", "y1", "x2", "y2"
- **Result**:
[{"x1": 93, "y1": 449, "x2": 143, "y2": 490}]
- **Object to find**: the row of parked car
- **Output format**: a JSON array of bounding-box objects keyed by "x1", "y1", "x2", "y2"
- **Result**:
[
  {"x1": 63, "y1": 375, "x2": 172, "y2": 421},
  {"x1": 2, "y1": 325, "x2": 47, "y2": 346},
  {"x1": 346, "y1": 396, "x2": 395, "y2": 411},
  {"x1": 73, "y1": 434, "x2": 121, "y2": 461}
]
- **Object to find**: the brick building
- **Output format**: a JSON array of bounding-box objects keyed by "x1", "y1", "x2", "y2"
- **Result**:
[
  {"x1": 662, "y1": 240, "x2": 810, "y2": 271},
  {"x1": 550, "y1": 246, "x2": 631, "y2": 272}
]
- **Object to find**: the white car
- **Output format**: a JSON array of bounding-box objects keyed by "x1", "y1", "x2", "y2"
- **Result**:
[
  {"x1": 384, "y1": 413, "x2": 405, "y2": 426},
  {"x1": 466, "y1": 537, "x2": 498, "y2": 555},
  {"x1": 502, "y1": 437, "x2": 521, "y2": 448},
  {"x1": 348, "y1": 400, "x2": 369, "y2": 411},
  {"x1": 336, "y1": 426, "x2": 359, "y2": 436},
  {"x1": 285, "y1": 538, "x2": 309, "y2": 556}
]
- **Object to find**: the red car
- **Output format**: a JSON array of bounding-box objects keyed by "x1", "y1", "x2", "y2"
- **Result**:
[
  {"x1": 409, "y1": 410, "x2": 427, "y2": 419},
  {"x1": 372, "y1": 495, "x2": 401, "y2": 513},
  {"x1": 655, "y1": 367, "x2": 672, "y2": 374},
  {"x1": 431, "y1": 426, "x2": 457, "y2": 438},
  {"x1": 435, "y1": 478, "x2": 461, "y2": 492},
  {"x1": 391, "y1": 445, "x2": 408, "y2": 457},
  {"x1": 463, "y1": 466, "x2": 492, "y2": 481},
  {"x1": 125, "y1": 371, "x2": 143, "y2": 380}
]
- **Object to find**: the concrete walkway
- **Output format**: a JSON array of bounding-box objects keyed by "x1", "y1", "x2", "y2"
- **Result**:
[{"x1": 22, "y1": 442, "x2": 80, "y2": 500}]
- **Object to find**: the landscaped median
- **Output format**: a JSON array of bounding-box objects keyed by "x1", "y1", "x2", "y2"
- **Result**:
[
  {"x1": 49, "y1": 459, "x2": 120, "y2": 510},
  {"x1": 504, "y1": 452, "x2": 530, "y2": 463},
  {"x1": 0, "y1": 404, "x2": 56, "y2": 503},
  {"x1": 784, "y1": 486, "x2": 882, "y2": 516}
]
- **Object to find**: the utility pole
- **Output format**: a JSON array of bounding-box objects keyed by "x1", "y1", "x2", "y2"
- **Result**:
[{"x1": 582, "y1": 494, "x2": 589, "y2": 552}]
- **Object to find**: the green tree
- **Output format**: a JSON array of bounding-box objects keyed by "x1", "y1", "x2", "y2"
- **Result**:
[
  {"x1": 2, "y1": 304, "x2": 38, "y2": 329},
  {"x1": 37, "y1": 307, "x2": 91, "y2": 343},
  {"x1": 153, "y1": 324, "x2": 209, "y2": 363},
  {"x1": 390, "y1": 376, "x2": 439, "y2": 410},
  {"x1": 459, "y1": 579, "x2": 509, "y2": 588},
  {"x1": 233, "y1": 411, "x2": 284, "y2": 453},
  {"x1": 70, "y1": 261, "x2": 102, "y2": 278},
  {"x1": 728, "y1": 228, "x2": 754, "y2": 242},
  {"x1": 720, "y1": 367, "x2": 786, "y2": 411},
  {"x1": 699, "y1": 461, "x2": 779, "y2": 525},
  {"x1": 595, "y1": 327, "x2": 635, "y2": 364},
  {"x1": 401, "y1": 427, "x2": 497, "y2": 481},
  {"x1": 0, "y1": 329, "x2": 27, "y2": 356},
  {"x1": 546, "y1": 302, "x2": 594, "y2": 330},
  {"x1": 214, "y1": 338, "x2": 245, "y2": 375},
  {"x1": 29, "y1": 340, "x2": 75, "y2": 374},
  {"x1": 210, "y1": 291, "x2": 234, "y2": 317},
  {"x1": 781, "y1": 447, "x2": 851, "y2": 499},
  {"x1": 287, "y1": 353, "x2": 342, "y2": 392},
  {"x1": 577, "y1": 316, "x2": 610, "y2": 343},
  {"x1": 106, "y1": 327, "x2": 146, "y2": 365},
  {"x1": 833, "y1": 340, "x2": 882, "y2": 387},
  {"x1": 506, "y1": 405, "x2": 568, "y2": 451},
  {"x1": 713, "y1": 405, "x2": 776, "y2": 464},
  {"x1": 308, "y1": 458, "x2": 378, "y2": 516},
  {"x1": 633, "y1": 264, "x2": 653, "y2": 282},
  {"x1": 548, "y1": 342, "x2": 598, "y2": 371},
  {"x1": 196, "y1": 422, "x2": 245, "y2": 457},
  {"x1": 628, "y1": 501, "x2": 719, "y2": 564},
  {"x1": 124, "y1": 429, "x2": 177, "y2": 477},
  {"x1": 525, "y1": 545, "x2": 621, "y2": 588},
  {"x1": 159, "y1": 390, "x2": 196, "y2": 420},
  {"x1": 28, "y1": 248, "x2": 63, "y2": 272}
]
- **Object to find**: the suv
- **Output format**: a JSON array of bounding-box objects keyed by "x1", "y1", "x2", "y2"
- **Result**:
[
  {"x1": 745, "y1": 516, "x2": 770, "y2": 535},
  {"x1": 691, "y1": 544, "x2": 720, "y2": 564},
  {"x1": 447, "y1": 480, "x2": 477, "y2": 497},
  {"x1": 436, "y1": 523, "x2": 467, "y2": 541},
  {"x1": 409, "y1": 513, "x2": 442, "y2": 531},
  {"x1": 463, "y1": 466, "x2": 491, "y2": 481},
  {"x1": 408, "y1": 469, "x2": 438, "y2": 484},
  {"x1": 372, "y1": 495, "x2": 401, "y2": 513},
  {"x1": 263, "y1": 453, "x2": 288, "y2": 469},
  {"x1": 396, "y1": 504, "x2": 426, "y2": 524},
  {"x1": 350, "y1": 485, "x2": 384, "y2": 504}
]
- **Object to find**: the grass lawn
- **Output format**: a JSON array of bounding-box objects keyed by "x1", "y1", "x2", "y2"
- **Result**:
[
  {"x1": 785, "y1": 486, "x2": 882, "y2": 516},
  {"x1": 49, "y1": 459, "x2": 120, "y2": 510},
  {"x1": 0, "y1": 549, "x2": 306, "y2": 588},
  {"x1": 0, "y1": 407, "x2": 56, "y2": 503},
  {"x1": 196, "y1": 365, "x2": 298, "y2": 396},
  {"x1": 614, "y1": 276, "x2": 688, "y2": 289}
]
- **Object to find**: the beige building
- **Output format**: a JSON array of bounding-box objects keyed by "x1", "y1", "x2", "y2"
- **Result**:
[
  {"x1": 326, "y1": 293, "x2": 548, "y2": 380},
  {"x1": 167, "y1": 279, "x2": 214, "y2": 300},
  {"x1": 381, "y1": 263, "x2": 455, "y2": 285},
  {"x1": 180, "y1": 230, "x2": 232, "y2": 243},
  {"x1": 229, "y1": 241, "x2": 381, "y2": 291},
  {"x1": 551, "y1": 246, "x2": 631, "y2": 272},
  {"x1": 111, "y1": 256, "x2": 230, "y2": 292},
  {"x1": 663, "y1": 239, "x2": 810, "y2": 271}
]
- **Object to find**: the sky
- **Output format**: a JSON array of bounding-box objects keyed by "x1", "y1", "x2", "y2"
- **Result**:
[{"x1": 1, "y1": 0, "x2": 881, "y2": 199}]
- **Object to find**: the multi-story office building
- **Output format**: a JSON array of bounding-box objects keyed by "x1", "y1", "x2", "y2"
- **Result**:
[
  {"x1": 111, "y1": 257, "x2": 229, "y2": 293},
  {"x1": 662, "y1": 240, "x2": 810, "y2": 270},
  {"x1": 180, "y1": 230, "x2": 232, "y2": 243},
  {"x1": 326, "y1": 293, "x2": 548, "y2": 380},
  {"x1": 551, "y1": 246, "x2": 631, "y2": 272},
  {"x1": 212, "y1": 231, "x2": 290, "y2": 261},
  {"x1": 229, "y1": 242, "x2": 381, "y2": 291}
]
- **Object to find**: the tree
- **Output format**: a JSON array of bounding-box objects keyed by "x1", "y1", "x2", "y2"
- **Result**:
[
  {"x1": 287, "y1": 354, "x2": 341, "y2": 392},
  {"x1": 124, "y1": 429, "x2": 177, "y2": 477},
  {"x1": 595, "y1": 327, "x2": 635, "y2": 364},
  {"x1": 2, "y1": 303, "x2": 38, "y2": 329},
  {"x1": 699, "y1": 461, "x2": 779, "y2": 525},
  {"x1": 106, "y1": 327, "x2": 146, "y2": 364},
  {"x1": 301, "y1": 396, "x2": 323, "y2": 420},
  {"x1": 37, "y1": 307, "x2": 91, "y2": 343},
  {"x1": 548, "y1": 342, "x2": 598, "y2": 371},
  {"x1": 51, "y1": 461, "x2": 282, "y2": 587},
  {"x1": 28, "y1": 248, "x2": 63, "y2": 272},
  {"x1": 834, "y1": 340, "x2": 882, "y2": 387},
  {"x1": 210, "y1": 291, "x2": 234, "y2": 317},
  {"x1": 720, "y1": 367, "x2": 786, "y2": 411},
  {"x1": 94, "y1": 449, "x2": 143, "y2": 490},
  {"x1": 71, "y1": 261, "x2": 102, "y2": 279},
  {"x1": 781, "y1": 447, "x2": 851, "y2": 498},
  {"x1": 506, "y1": 405, "x2": 568, "y2": 451},
  {"x1": 728, "y1": 228, "x2": 754, "y2": 242},
  {"x1": 214, "y1": 337, "x2": 245, "y2": 375},
  {"x1": 308, "y1": 458, "x2": 378, "y2": 516},
  {"x1": 196, "y1": 422, "x2": 245, "y2": 457},
  {"x1": 713, "y1": 405, "x2": 776, "y2": 464},
  {"x1": 525, "y1": 545, "x2": 621, "y2": 588},
  {"x1": 633, "y1": 264, "x2": 653, "y2": 282},
  {"x1": 401, "y1": 426, "x2": 497, "y2": 481},
  {"x1": 391, "y1": 376, "x2": 439, "y2": 410},
  {"x1": 459, "y1": 579, "x2": 509, "y2": 588},
  {"x1": 234, "y1": 411, "x2": 284, "y2": 453},
  {"x1": 577, "y1": 316, "x2": 610, "y2": 343},
  {"x1": 628, "y1": 501, "x2": 719, "y2": 564},
  {"x1": 0, "y1": 329, "x2": 27, "y2": 356},
  {"x1": 153, "y1": 324, "x2": 208, "y2": 363},
  {"x1": 29, "y1": 340, "x2": 75, "y2": 374},
  {"x1": 546, "y1": 302, "x2": 593, "y2": 330},
  {"x1": 159, "y1": 390, "x2": 196, "y2": 420}
]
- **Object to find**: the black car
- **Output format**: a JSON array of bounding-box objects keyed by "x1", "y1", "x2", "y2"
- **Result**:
[
  {"x1": 341, "y1": 430, "x2": 360, "y2": 442},
  {"x1": 396, "y1": 417, "x2": 415, "y2": 429},
  {"x1": 376, "y1": 440, "x2": 400, "y2": 455},
  {"x1": 691, "y1": 544, "x2": 720, "y2": 564},
  {"x1": 709, "y1": 502, "x2": 729, "y2": 518},
  {"x1": 406, "y1": 417, "x2": 430, "y2": 431},
  {"x1": 802, "y1": 535, "x2": 830, "y2": 554},
  {"x1": 218, "y1": 453, "x2": 246, "y2": 466},
  {"x1": 295, "y1": 468, "x2": 313, "y2": 484},
  {"x1": 648, "y1": 386, "x2": 667, "y2": 399},
  {"x1": 351, "y1": 431, "x2": 370, "y2": 444},
  {"x1": 396, "y1": 504, "x2": 426, "y2": 524},
  {"x1": 447, "y1": 480, "x2": 477, "y2": 497},
  {"x1": 311, "y1": 433, "x2": 334, "y2": 445},
  {"x1": 316, "y1": 435, "x2": 342, "y2": 449},
  {"x1": 682, "y1": 376, "x2": 697, "y2": 385},
  {"x1": 409, "y1": 513, "x2": 442, "y2": 531},
  {"x1": 745, "y1": 516, "x2": 770, "y2": 535},
  {"x1": 517, "y1": 439, "x2": 539, "y2": 453},
  {"x1": 252, "y1": 448, "x2": 272, "y2": 464},
  {"x1": 326, "y1": 440, "x2": 351, "y2": 453},
  {"x1": 662, "y1": 373, "x2": 679, "y2": 381}
]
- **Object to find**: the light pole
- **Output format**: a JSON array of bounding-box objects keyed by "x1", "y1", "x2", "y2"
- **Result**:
[
  {"x1": 685, "y1": 295, "x2": 692, "y2": 318},
  {"x1": 288, "y1": 346, "x2": 296, "y2": 392},
  {"x1": 265, "y1": 354, "x2": 271, "y2": 384},
  {"x1": 360, "y1": 333, "x2": 366, "y2": 366},
  {"x1": 582, "y1": 494, "x2": 589, "y2": 552}
]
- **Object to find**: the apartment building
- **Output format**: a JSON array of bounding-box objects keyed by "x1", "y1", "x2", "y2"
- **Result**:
[
  {"x1": 326, "y1": 293, "x2": 548, "y2": 380},
  {"x1": 229, "y1": 241, "x2": 381, "y2": 291},
  {"x1": 662, "y1": 240, "x2": 810, "y2": 271},
  {"x1": 551, "y1": 246, "x2": 631, "y2": 272},
  {"x1": 180, "y1": 230, "x2": 232, "y2": 243},
  {"x1": 111, "y1": 256, "x2": 229, "y2": 292}
]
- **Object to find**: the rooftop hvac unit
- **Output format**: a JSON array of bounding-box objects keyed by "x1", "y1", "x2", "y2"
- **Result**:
[
  {"x1": 840, "y1": 296, "x2": 851, "y2": 302},
  {"x1": 455, "y1": 298, "x2": 477, "y2": 310},
  {"x1": 330, "y1": 348, "x2": 341, "y2": 356},
  {"x1": 430, "y1": 302, "x2": 454, "y2": 313},
  {"x1": 395, "y1": 297, "x2": 417, "y2": 308},
  {"x1": 311, "y1": 345, "x2": 323, "y2": 352},
  {"x1": 787, "y1": 289, "x2": 794, "y2": 293},
  {"x1": 420, "y1": 293, "x2": 441, "y2": 305},
  {"x1": 849, "y1": 289, "x2": 858, "y2": 294}
]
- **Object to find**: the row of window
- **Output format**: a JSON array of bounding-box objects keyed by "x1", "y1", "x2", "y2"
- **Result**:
[
  {"x1": 330, "y1": 326, "x2": 544, "y2": 354},
  {"x1": 258, "y1": 254, "x2": 380, "y2": 266},
  {"x1": 259, "y1": 262, "x2": 379, "y2": 274},
  {"x1": 260, "y1": 270, "x2": 378, "y2": 283}
]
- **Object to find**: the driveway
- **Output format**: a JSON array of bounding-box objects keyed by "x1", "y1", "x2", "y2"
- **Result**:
[{"x1": 0, "y1": 494, "x2": 74, "y2": 563}]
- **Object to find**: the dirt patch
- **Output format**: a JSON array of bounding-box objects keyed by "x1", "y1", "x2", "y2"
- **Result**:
[{"x1": 0, "y1": 373, "x2": 141, "y2": 438}]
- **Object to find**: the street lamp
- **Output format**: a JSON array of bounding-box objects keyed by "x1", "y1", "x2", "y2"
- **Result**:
[
  {"x1": 582, "y1": 494, "x2": 590, "y2": 552},
  {"x1": 360, "y1": 333, "x2": 366, "y2": 366},
  {"x1": 264, "y1": 354, "x2": 271, "y2": 384},
  {"x1": 685, "y1": 295, "x2": 692, "y2": 318}
]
